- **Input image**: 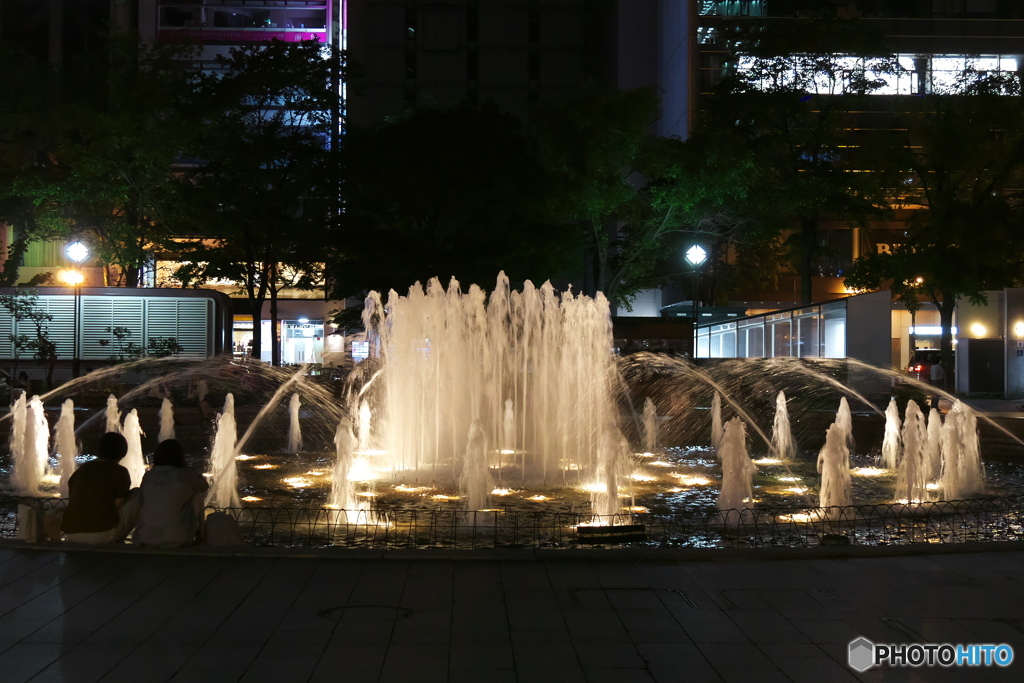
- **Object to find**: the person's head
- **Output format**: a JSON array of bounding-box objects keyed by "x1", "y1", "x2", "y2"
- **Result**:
[
  {"x1": 97, "y1": 432, "x2": 129, "y2": 462},
  {"x1": 153, "y1": 439, "x2": 187, "y2": 468}
]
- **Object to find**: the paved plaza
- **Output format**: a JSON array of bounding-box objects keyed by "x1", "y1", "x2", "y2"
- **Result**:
[{"x1": 0, "y1": 544, "x2": 1022, "y2": 682}]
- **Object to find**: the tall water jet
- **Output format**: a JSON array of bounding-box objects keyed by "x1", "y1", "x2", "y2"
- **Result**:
[
  {"x1": 329, "y1": 416, "x2": 358, "y2": 514},
  {"x1": 502, "y1": 398, "x2": 515, "y2": 453},
  {"x1": 8, "y1": 394, "x2": 31, "y2": 494},
  {"x1": 956, "y1": 402, "x2": 985, "y2": 494},
  {"x1": 55, "y1": 399, "x2": 77, "y2": 496},
  {"x1": 12, "y1": 396, "x2": 48, "y2": 496},
  {"x1": 940, "y1": 401, "x2": 985, "y2": 500},
  {"x1": 642, "y1": 398, "x2": 658, "y2": 453},
  {"x1": 591, "y1": 424, "x2": 627, "y2": 518},
  {"x1": 460, "y1": 420, "x2": 492, "y2": 511},
  {"x1": 881, "y1": 398, "x2": 902, "y2": 469},
  {"x1": 817, "y1": 423, "x2": 852, "y2": 508},
  {"x1": 711, "y1": 392, "x2": 724, "y2": 451},
  {"x1": 836, "y1": 397, "x2": 855, "y2": 455},
  {"x1": 771, "y1": 390, "x2": 795, "y2": 461},
  {"x1": 357, "y1": 399, "x2": 371, "y2": 452},
  {"x1": 287, "y1": 393, "x2": 303, "y2": 453},
  {"x1": 924, "y1": 408, "x2": 943, "y2": 482},
  {"x1": 104, "y1": 394, "x2": 121, "y2": 434},
  {"x1": 121, "y1": 409, "x2": 146, "y2": 488},
  {"x1": 158, "y1": 397, "x2": 175, "y2": 442},
  {"x1": 206, "y1": 393, "x2": 240, "y2": 508},
  {"x1": 363, "y1": 273, "x2": 619, "y2": 485},
  {"x1": 717, "y1": 417, "x2": 756, "y2": 520},
  {"x1": 896, "y1": 400, "x2": 928, "y2": 502},
  {"x1": 28, "y1": 397, "x2": 49, "y2": 487}
]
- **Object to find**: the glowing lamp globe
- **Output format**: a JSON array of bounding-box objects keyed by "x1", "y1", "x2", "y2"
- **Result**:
[
  {"x1": 65, "y1": 241, "x2": 90, "y2": 264},
  {"x1": 685, "y1": 245, "x2": 707, "y2": 267}
]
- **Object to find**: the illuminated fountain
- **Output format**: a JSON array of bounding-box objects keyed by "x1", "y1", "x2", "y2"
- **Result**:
[
  {"x1": 940, "y1": 400, "x2": 985, "y2": 499},
  {"x1": 881, "y1": 398, "x2": 901, "y2": 469},
  {"x1": 925, "y1": 407, "x2": 942, "y2": 481},
  {"x1": 817, "y1": 423, "x2": 851, "y2": 508},
  {"x1": 328, "y1": 417, "x2": 359, "y2": 514},
  {"x1": 206, "y1": 393, "x2": 240, "y2": 508},
  {"x1": 158, "y1": 397, "x2": 175, "y2": 442},
  {"x1": 771, "y1": 390, "x2": 795, "y2": 461},
  {"x1": 358, "y1": 400, "x2": 371, "y2": 452},
  {"x1": 55, "y1": 399, "x2": 77, "y2": 496},
  {"x1": 896, "y1": 400, "x2": 928, "y2": 502},
  {"x1": 710, "y1": 392, "x2": 724, "y2": 451},
  {"x1": 105, "y1": 394, "x2": 121, "y2": 434},
  {"x1": 287, "y1": 393, "x2": 302, "y2": 453},
  {"x1": 121, "y1": 409, "x2": 146, "y2": 488},
  {"x1": 836, "y1": 396, "x2": 855, "y2": 454},
  {"x1": 717, "y1": 417, "x2": 756, "y2": 523},
  {"x1": 10, "y1": 395, "x2": 47, "y2": 497},
  {"x1": 359, "y1": 272, "x2": 621, "y2": 500},
  {"x1": 642, "y1": 398, "x2": 658, "y2": 453}
]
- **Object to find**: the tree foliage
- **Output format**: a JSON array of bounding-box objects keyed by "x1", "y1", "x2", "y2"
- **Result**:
[
  {"x1": 846, "y1": 70, "x2": 1024, "y2": 379},
  {"x1": 173, "y1": 39, "x2": 341, "y2": 364},
  {"x1": 699, "y1": 15, "x2": 900, "y2": 304},
  {"x1": 329, "y1": 103, "x2": 577, "y2": 303}
]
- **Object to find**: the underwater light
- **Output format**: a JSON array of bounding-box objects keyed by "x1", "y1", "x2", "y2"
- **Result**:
[
  {"x1": 671, "y1": 474, "x2": 711, "y2": 486},
  {"x1": 852, "y1": 467, "x2": 887, "y2": 476}
]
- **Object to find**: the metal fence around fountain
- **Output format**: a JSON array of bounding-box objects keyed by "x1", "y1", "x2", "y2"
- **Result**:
[{"x1": 3, "y1": 495, "x2": 1023, "y2": 549}]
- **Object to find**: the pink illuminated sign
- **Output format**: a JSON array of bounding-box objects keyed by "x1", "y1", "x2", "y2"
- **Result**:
[{"x1": 159, "y1": 29, "x2": 325, "y2": 44}]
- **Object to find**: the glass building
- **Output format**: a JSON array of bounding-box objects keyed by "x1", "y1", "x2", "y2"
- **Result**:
[{"x1": 696, "y1": 290, "x2": 891, "y2": 369}]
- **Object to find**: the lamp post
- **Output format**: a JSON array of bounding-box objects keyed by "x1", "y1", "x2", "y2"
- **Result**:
[
  {"x1": 907, "y1": 276, "x2": 923, "y2": 370},
  {"x1": 685, "y1": 244, "x2": 708, "y2": 356},
  {"x1": 63, "y1": 241, "x2": 89, "y2": 378}
]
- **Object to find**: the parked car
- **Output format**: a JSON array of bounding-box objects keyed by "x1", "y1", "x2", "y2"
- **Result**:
[{"x1": 907, "y1": 349, "x2": 951, "y2": 382}]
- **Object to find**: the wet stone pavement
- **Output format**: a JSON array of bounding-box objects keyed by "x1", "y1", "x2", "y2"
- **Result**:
[{"x1": 0, "y1": 545, "x2": 1023, "y2": 682}]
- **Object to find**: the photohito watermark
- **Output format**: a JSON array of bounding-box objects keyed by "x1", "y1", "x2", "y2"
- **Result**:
[{"x1": 848, "y1": 637, "x2": 1014, "y2": 672}]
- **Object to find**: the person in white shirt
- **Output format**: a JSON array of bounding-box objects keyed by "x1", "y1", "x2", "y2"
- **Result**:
[{"x1": 132, "y1": 439, "x2": 209, "y2": 547}]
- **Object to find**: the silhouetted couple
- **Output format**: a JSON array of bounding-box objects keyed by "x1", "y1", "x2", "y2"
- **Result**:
[{"x1": 61, "y1": 433, "x2": 208, "y2": 547}]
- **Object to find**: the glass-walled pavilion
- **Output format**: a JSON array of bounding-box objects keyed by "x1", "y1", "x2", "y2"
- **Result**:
[{"x1": 695, "y1": 290, "x2": 891, "y2": 369}]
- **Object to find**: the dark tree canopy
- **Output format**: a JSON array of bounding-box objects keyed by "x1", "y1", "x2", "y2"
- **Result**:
[{"x1": 329, "y1": 103, "x2": 580, "y2": 302}]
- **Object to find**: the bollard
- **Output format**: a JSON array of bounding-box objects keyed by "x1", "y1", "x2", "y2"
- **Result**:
[{"x1": 16, "y1": 503, "x2": 44, "y2": 542}]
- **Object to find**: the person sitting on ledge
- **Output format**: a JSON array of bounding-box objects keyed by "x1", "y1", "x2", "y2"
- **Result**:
[
  {"x1": 133, "y1": 439, "x2": 209, "y2": 547},
  {"x1": 61, "y1": 432, "x2": 141, "y2": 544}
]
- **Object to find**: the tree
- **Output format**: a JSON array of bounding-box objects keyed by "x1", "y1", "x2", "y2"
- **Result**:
[
  {"x1": 0, "y1": 288, "x2": 56, "y2": 388},
  {"x1": 174, "y1": 39, "x2": 342, "y2": 365},
  {"x1": 700, "y1": 15, "x2": 899, "y2": 304},
  {"x1": 0, "y1": 45, "x2": 72, "y2": 285},
  {"x1": 56, "y1": 35, "x2": 200, "y2": 287},
  {"x1": 329, "y1": 103, "x2": 576, "y2": 303},
  {"x1": 846, "y1": 70, "x2": 1024, "y2": 385},
  {"x1": 530, "y1": 84, "x2": 661, "y2": 303}
]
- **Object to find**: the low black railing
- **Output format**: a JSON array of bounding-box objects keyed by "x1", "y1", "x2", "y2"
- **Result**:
[{"x1": 3, "y1": 496, "x2": 1022, "y2": 549}]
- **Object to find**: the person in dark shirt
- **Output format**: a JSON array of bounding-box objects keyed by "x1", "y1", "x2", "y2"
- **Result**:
[{"x1": 61, "y1": 432, "x2": 141, "y2": 544}]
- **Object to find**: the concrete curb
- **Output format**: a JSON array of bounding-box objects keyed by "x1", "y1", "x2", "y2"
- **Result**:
[{"x1": 3, "y1": 538, "x2": 1024, "y2": 562}]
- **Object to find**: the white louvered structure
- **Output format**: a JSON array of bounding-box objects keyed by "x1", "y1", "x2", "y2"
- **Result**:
[{"x1": 0, "y1": 289, "x2": 223, "y2": 362}]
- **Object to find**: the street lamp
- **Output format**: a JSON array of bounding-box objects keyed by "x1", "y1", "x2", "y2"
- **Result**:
[
  {"x1": 63, "y1": 241, "x2": 89, "y2": 378},
  {"x1": 685, "y1": 244, "x2": 708, "y2": 356}
]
